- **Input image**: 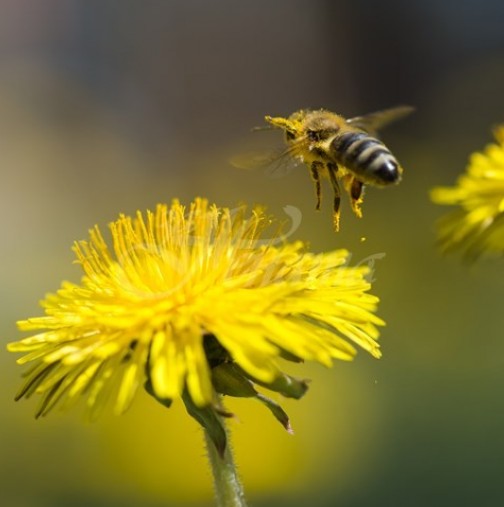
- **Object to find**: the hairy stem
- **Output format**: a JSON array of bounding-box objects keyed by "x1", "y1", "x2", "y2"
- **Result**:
[{"x1": 204, "y1": 421, "x2": 247, "y2": 507}]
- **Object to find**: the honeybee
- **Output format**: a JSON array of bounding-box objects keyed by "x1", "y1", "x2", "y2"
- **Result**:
[{"x1": 239, "y1": 106, "x2": 413, "y2": 231}]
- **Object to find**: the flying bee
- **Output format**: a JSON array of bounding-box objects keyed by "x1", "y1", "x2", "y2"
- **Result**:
[{"x1": 238, "y1": 106, "x2": 413, "y2": 231}]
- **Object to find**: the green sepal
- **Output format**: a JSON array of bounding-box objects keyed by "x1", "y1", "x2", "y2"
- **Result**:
[
  {"x1": 278, "y1": 348, "x2": 304, "y2": 363},
  {"x1": 212, "y1": 363, "x2": 257, "y2": 398},
  {"x1": 182, "y1": 390, "x2": 227, "y2": 457},
  {"x1": 212, "y1": 363, "x2": 294, "y2": 434},
  {"x1": 256, "y1": 393, "x2": 293, "y2": 434},
  {"x1": 145, "y1": 377, "x2": 227, "y2": 456},
  {"x1": 203, "y1": 334, "x2": 231, "y2": 367},
  {"x1": 240, "y1": 367, "x2": 310, "y2": 400},
  {"x1": 144, "y1": 378, "x2": 172, "y2": 409}
]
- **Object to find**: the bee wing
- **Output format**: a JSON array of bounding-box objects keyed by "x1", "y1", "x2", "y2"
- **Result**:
[
  {"x1": 347, "y1": 105, "x2": 415, "y2": 136},
  {"x1": 230, "y1": 147, "x2": 298, "y2": 179},
  {"x1": 230, "y1": 150, "x2": 280, "y2": 170}
]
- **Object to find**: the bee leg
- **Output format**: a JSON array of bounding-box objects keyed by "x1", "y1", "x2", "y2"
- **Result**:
[
  {"x1": 310, "y1": 162, "x2": 322, "y2": 210},
  {"x1": 348, "y1": 177, "x2": 365, "y2": 218},
  {"x1": 327, "y1": 163, "x2": 341, "y2": 231}
]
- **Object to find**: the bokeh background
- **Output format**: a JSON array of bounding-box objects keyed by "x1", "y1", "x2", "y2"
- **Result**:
[{"x1": 2, "y1": 1, "x2": 504, "y2": 506}]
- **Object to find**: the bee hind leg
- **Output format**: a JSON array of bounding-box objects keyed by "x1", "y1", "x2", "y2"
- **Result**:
[
  {"x1": 310, "y1": 162, "x2": 322, "y2": 211},
  {"x1": 327, "y1": 163, "x2": 341, "y2": 232},
  {"x1": 344, "y1": 176, "x2": 365, "y2": 218}
]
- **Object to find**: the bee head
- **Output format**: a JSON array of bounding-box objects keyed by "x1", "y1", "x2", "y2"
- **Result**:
[
  {"x1": 265, "y1": 115, "x2": 303, "y2": 142},
  {"x1": 304, "y1": 113, "x2": 341, "y2": 144}
]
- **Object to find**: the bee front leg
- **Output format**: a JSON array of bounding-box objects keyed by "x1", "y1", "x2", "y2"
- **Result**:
[
  {"x1": 327, "y1": 163, "x2": 341, "y2": 232},
  {"x1": 310, "y1": 162, "x2": 323, "y2": 211}
]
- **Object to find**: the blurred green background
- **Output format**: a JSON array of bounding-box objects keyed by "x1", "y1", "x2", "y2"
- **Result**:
[{"x1": 2, "y1": 1, "x2": 504, "y2": 506}]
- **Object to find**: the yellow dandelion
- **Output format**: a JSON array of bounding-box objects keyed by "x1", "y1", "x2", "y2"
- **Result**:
[
  {"x1": 8, "y1": 198, "x2": 383, "y2": 439},
  {"x1": 430, "y1": 126, "x2": 504, "y2": 259}
]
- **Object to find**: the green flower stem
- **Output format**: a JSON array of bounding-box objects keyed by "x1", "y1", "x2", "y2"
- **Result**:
[{"x1": 204, "y1": 420, "x2": 247, "y2": 507}]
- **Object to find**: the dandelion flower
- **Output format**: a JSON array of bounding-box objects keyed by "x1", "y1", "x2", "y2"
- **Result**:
[
  {"x1": 430, "y1": 126, "x2": 504, "y2": 259},
  {"x1": 8, "y1": 198, "x2": 383, "y2": 439}
]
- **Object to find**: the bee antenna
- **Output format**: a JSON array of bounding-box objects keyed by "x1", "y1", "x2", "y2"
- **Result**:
[{"x1": 251, "y1": 125, "x2": 275, "y2": 132}]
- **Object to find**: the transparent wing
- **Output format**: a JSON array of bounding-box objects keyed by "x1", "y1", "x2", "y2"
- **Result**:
[
  {"x1": 230, "y1": 149, "x2": 280, "y2": 170},
  {"x1": 230, "y1": 147, "x2": 298, "y2": 179},
  {"x1": 347, "y1": 105, "x2": 415, "y2": 136},
  {"x1": 230, "y1": 121, "x2": 300, "y2": 179}
]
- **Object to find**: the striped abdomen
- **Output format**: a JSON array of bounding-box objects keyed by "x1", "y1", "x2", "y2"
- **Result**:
[{"x1": 331, "y1": 131, "x2": 401, "y2": 186}]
